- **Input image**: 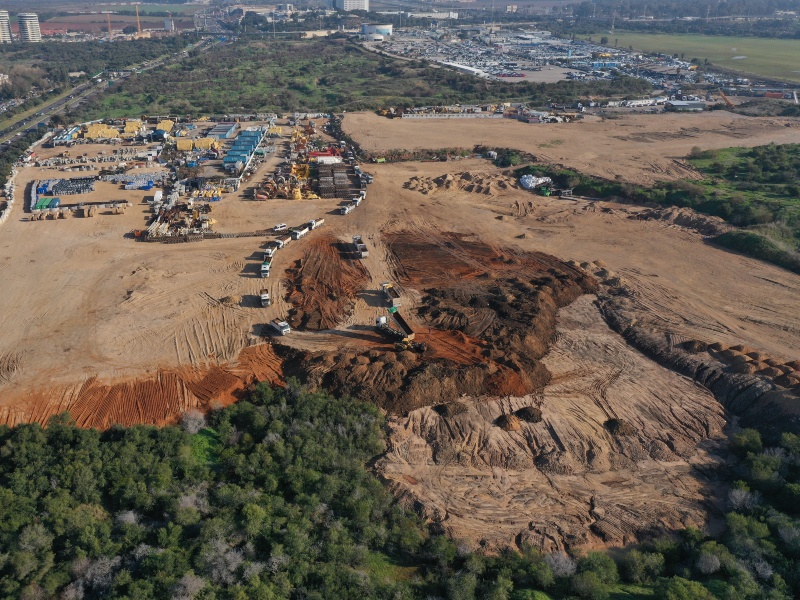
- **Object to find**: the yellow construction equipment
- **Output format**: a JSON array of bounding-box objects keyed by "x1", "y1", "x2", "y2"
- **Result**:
[{"x1": 718, "y1": 89, "x2": 734, "y2": 108}]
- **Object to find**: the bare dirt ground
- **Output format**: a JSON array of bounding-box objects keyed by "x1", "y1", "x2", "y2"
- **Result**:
[
  {"x1": 1, "y1": 112, "x2": 799, "y2": 548},
  {"x1": 343, "y1": 111, "x2": 800, "y2": 184},
  {"x1": 378, "y1": 295, "x2": 727, "y2": 551}
]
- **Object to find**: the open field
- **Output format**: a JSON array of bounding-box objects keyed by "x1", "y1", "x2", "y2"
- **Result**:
[
  {"x1": 1, "y1": 114, "x2": 799, "y2": 548},
  {"x1": 42, "y1": 14, "x2": 196, "y2": 34},
  {"x1": 344, "y1": 110, "x2": 800, "y2": 185},
  {"x1": 589, "y1": 32, "x2": 800, "y2": 83}
]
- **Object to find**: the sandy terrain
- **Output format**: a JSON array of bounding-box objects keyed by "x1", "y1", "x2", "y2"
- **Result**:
[
  {"x1": 343, "y1": 111, "x2": 800, "y2": 184},
  {"x1": 2, "y1": 114, "x2": 799, "y2": 547},
  {"x1": 378, "y1": 295, "x2": 727, "y2": 550}
]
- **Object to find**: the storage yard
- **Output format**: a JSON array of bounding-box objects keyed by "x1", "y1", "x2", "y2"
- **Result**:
[{"x1": 1, "y1": 110, "x2": 799, "y2": 549}]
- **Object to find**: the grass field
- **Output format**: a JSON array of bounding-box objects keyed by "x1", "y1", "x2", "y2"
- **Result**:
[{"x1": 587, "y1": 32, "x2": 800, "y2": 83}]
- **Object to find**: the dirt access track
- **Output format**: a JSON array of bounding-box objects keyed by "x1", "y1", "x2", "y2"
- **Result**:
[
  {"x1": 1, "y1": 112, "x2": 799, "y2": 549},
  {"x1": 343, "y1": 110, "x2": 800, "y2": 185}
]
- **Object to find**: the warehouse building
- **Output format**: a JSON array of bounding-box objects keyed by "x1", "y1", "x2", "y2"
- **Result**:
[{"x1": 207, "y1": 122, "x2": 238, "y2": 140}]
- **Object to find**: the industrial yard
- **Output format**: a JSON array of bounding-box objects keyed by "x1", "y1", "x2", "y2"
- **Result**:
[{"x1": 0, "y1": 109, "x2": 799, "y2": 550}]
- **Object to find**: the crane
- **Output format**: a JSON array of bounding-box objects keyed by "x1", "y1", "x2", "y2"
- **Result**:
[
  {"x1": 718, "y1": 89, "x2": 734, "y2": 108},
  {"x1": 106, "y1": 11, "x2": 112, "y2": 41},
  {"x1": 135, "y1": 3, "x2": 142, "y2": 38}
]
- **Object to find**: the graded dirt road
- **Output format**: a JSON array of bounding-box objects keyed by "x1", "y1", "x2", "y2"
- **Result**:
[{"x1": 343, "y1": 111, "x2": 800, "y2": 184}]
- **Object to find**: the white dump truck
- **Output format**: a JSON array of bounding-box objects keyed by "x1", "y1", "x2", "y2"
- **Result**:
[
  {"x1": 260, "y1": 260, "x2": 271, "y2": 278},
  {"x1": 340, "y1": 204, "x2": 354, "y2": 215},
  {"x1": 352, "y1": 235, "x2": 369, "y2": 259},
  {"x1": 309, "y1": 218, "x2": 325, "y2": 229},
  {"x1": 260, "y1": 288, "x2": 271, "y2": 307},
  {"x1": 270, "y1": 319, "x2": 291, "y2": 336},
  {"x1": 292, "y1": 226, "x2": 310, "y2": 240}
]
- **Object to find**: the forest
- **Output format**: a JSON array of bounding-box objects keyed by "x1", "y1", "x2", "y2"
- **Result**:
[
  {"x1": 1, "y1": 381, "x2": 799, "y2": 599},
  {"x1": 71, "y1": 38, "x2": 650, "y2": 120},
  {"x1": 0, "y1": 37, "x2": 194, "y2": 99}
]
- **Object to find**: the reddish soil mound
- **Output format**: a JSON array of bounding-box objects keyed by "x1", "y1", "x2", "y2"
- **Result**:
[
  {"x1": 0, "y1": 344, "x2": 285, "y2": 429},
  {"x1": 281, "y1": 232, "x2": 594, "y2": 413},
  {"x1": 284, "y1": 235, "x2": 369, "y2": 330}
]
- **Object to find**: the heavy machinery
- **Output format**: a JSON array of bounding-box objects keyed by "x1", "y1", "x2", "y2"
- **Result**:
[
  {"x1": 381, "y1": 282, "x2": 401, "y2": 308},
  {"x1": 269, "y1": 319, "x2": 290, "y2": 336},
  {"x1": 261, "y1": 260, "x2": 271, "y2": 278},
  {"x1": 260, "y1": 289, "x2": 271, "y2": 307},
  {"x1": 718, "y1": 89, "x2": 734, "y2": 108},
  {"x1": 352, "y1": 235, "x2": 368, "y2": 258},
  {"x1": 375, "y1": 308, "x2": 427, "y2": 353}
]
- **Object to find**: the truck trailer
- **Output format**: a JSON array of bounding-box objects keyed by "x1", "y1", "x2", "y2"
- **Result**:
[
  {"x1": 269, "y1": 319, "x2": 291, "y2": 336},
  {"x1": 352, "y1": 235, "x2": 369, "y2": 259},
  {"x1": 260, "y1": 289, "x2": 271, "y2": 307},
  {"x1": 381, "y1": 282, "x2": 401, "y2": 308}
]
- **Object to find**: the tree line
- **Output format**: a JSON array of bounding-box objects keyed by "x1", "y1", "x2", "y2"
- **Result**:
[{"x1": 1, "y1": 380, "x2": 799, "y2": 599}]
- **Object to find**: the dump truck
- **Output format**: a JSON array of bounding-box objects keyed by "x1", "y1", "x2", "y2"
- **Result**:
[
  {"x1": 260, "y1": 288, "x2": 271, "y2": 307},
  {"x1": 340, "y1": 204, "x2": 354, "y2": 215},
  {"x1": 352, "y1": 235, "x2": 369, "y2": 258},
  {"x1": 375, "y1": 310, "x2": 426, "y2": 352},
  {"x1": 260, "y1": 260, "x2": 271, "y2": 278},
  {"x1": 269, "y1": 319, "x2": 290, "y2": 336},
  {"x1": 276, "y1": 234, "x2": 292, "y2": 248},
  {"x1": 292, "y1": 226, "x2": 310, "y2": 240},
  {"x1": 381, "y1": 282, "x2": 401, "y2": 308},
  {"x1": 309, "y1": 218, "x2": 325, "y2": 229}
]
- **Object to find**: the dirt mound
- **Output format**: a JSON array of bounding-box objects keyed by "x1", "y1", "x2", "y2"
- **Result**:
[
  {"x1": 682, "y1": 340, "x2": 708, "y2": 354},
  {"x1": 605, "y1": 418, "x2": 637, "y2": 436},
  {"x1": 281, "y1": 232, "x2": 594, "y2": 414},
  {"x1": 631, "y1": 206, "x2": 732, "y2": 236},
  {"x1": 404, "y1": 171, "x2": 518, "y2": 196},
  {"x1": 0, "y1": 344, "x2": 285, "y2": 429},
  {"x1": 515, "y1": 406, "x2": 543, "y2": 423},
  {"x1": 377, "y1": 296, "x2": 727, "y2": 551},
  {"x1": 496, "y1": 413, "x2": 522, "y2": 431},
  {"x1": 284, "y1": 235, "x2": 369, "y2": 330}
]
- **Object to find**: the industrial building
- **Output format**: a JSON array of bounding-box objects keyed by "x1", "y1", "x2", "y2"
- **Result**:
[
  {"x1": 665, "y1": 100, "x2": 706, "y2": 112},
  {"x1": 334, "y1": 0, "x2": 369, "y2": 12},
  {"x1": 361, "y1": 23, "x2": 392, "y2": 36},
  {"x1": 207, "y1": 122, "x2": 239, "y2": 140},
  {"x1": 18, "y1": 13, "x2": 42, "y2": 43},
  {"x1": 0, "y1": 11, "x2": 12, "y2": 43}
]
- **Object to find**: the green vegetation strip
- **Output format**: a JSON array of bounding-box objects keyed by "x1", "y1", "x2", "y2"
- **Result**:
[
  {"x1": 514, "y1": 142, "x2": 800, "y2": 274},
  {"x1": 587, "y1": 32, "x2": 800, "y2": 83},
  {"x1": 75, "y1": 37, "x2": 650, "y2": 119}
]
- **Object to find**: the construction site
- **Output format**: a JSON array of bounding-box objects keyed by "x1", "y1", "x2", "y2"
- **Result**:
[{"x1": 1, "y1": 109, "x2": 799, "y2": 551}]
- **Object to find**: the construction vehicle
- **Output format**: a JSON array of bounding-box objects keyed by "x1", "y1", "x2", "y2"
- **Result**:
[
  {"x1": 292, "y1": 226, "x2": 310, "y2": 240},
  {"x1": 309, "y1": 218, "x2": 325, "y2": 229},
  {"x1": 340, "y1": 204, "x2": 354, "y2": 215},
  {"x1": 260, "y1": 289, "x2": 271, "y2": 307},
  {"x1": 352, "y1": 235, "x2": 369, "y2": 258},
  {"x1": 375, "y1": 309, "x2": 426, "y2": 352},
  {"x1": 269, "y1": 319, "x2": 291, "y2": 336},
  {"x1": 260, "y1": 260, "x2": 271, "y2": 278},
  {"x1": 381, "y1": 282, "x2": 401, "y2": 308},
  {"x1": 264, "y1": 247, "x2": 276, "y2": 259},
  {"x1": 718, "y1": 89, "x2": 734, "y2": 108}
]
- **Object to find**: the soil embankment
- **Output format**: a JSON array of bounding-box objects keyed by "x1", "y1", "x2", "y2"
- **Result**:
[
  {"x1": 378, "y1": 295, "x2": 727, "y2": 551},
  {"x1": 281, "y1": 232, "x2": 595, "y2": 413}
]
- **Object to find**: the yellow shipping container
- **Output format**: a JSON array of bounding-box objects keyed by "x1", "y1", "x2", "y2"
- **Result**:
[
  {"x1": 176, "y1": 139, "x2": 194, "y2": 151},
  {"x1": 156, "y1": 120, "x2": 175, "y2": 133},
  {"x1": 84, "y1": 124, "x2": 119, "y2": 140},
  {"x1": 194, "y1": 138, "x2": 216, "y2": 150},
  {"x1": 124, "y1": 119, "x2": 142, "y2": 133}
]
